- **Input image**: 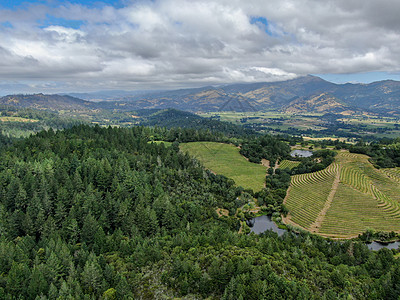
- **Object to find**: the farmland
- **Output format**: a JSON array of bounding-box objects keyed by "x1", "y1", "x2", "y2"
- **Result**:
[
  {"x1": 180, "y1": 142, "x2": 267, "y2": 191},
  {"x1": 284, "y1": 151, "x2": 400, "y2": 238},
  {"x1": 199, "y1": 111, "x2": 400, "y2": 140}
]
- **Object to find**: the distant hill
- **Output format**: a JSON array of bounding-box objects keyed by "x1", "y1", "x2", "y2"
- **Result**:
[
  {"x1": 0, "y1": 94, "x2": 94, "y2": 111},
  {"x1": 140, "y1": 108, "x2": 255, "y2": 137},
  {"x1": 331, "y1": 80, "x2": 400, "y2": 114},
  {"x1": 282, "y1": 93, "x2": 356, "y2": 115}
]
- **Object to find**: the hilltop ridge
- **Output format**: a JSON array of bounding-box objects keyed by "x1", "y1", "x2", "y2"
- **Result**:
[{"x1": 2, "y1": 76, "x2": 400, "y2": 115}]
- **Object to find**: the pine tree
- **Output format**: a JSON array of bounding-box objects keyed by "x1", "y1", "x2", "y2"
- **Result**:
[{"x1": 81, "y1": 254, "x2": 104, "y2": 296}]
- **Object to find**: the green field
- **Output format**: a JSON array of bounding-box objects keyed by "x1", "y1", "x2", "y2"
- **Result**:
[
  {"x1": 284, "y1": 152, "x2": 400, "y2": 238},
  {"x1": 180, "y1": 142, "x2": 267, "y2": 191}
]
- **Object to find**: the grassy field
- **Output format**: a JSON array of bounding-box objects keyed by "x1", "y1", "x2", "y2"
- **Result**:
[
  {"x1": 180, "y1": 142, "x2": 267, "y2": 191},
  {"x1": 284, "y1": 151, "x2": 400, "y2": 238}
]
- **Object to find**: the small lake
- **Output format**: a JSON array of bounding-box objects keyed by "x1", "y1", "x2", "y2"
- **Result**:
[
  {"x1": 248, "y1": 216, "x2": 400, "y2": 250},
  {"x1": 247, "y1": 215, "x2": 286, "y2": 236},
  {"x1": 367, "y1": 241, "x2": 400, "y2": 251},
  {"x1": 290, "y1": 150, "x2": 313, "y2": 158}
]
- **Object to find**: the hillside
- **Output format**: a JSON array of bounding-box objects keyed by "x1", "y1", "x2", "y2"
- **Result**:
[
  {"x1": 282, "y1": 93, "x2": 356, "y2": 114},
  {"x1": 141, "y1": 109, "x2": 255, "y2": 137},
  {"x1": 0, "y1": 94, "x2": 95, "y2": 111},
  {"x1": 0, "y1": 105, "x2": 85, "y2": 137},
  {"x1": 2, "y1": 125, "x2": 400, "y2": 299},
  {"x1": 1, "y1": 125, "x2": 400, "y2": 299},
  {"x1": 284, "y1": 151, "x2": 400, "y2": 238}
]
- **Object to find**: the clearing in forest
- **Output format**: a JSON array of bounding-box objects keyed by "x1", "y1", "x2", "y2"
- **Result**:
[
  {"x1": 180, "y1": 142, "x2": 267, "y2": 191},
  {"x1": 284, "y1": 151, "x2": 400, "y2": 238}
]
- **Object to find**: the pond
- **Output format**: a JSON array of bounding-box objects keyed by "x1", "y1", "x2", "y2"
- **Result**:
[
  {"x1": 367, "y1": 241, "x2": 400, "y2": 251},
  {"x1": 290, "y1": 150, "x2": 313, "y2": 158},
  {"x1": 248, "y1": 216, "x2": 400, "y2": 251},
  {"x1": 247, "y1": 215, "x2": 286, "y2": 236}
]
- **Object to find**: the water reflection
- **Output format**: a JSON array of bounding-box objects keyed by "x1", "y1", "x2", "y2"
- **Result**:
[
  {"x1": 290, "y1": 150, "x2": 313, "y2": 157},
  {"x1": 248, "y1": 215, "x2": 286, "y2": 236},
  {"x1": 367, "y1": 241, "x2": 400, "y2": 251},
  {"x1": 248, "y1": 216, "x2": 399, "y2": 250}
]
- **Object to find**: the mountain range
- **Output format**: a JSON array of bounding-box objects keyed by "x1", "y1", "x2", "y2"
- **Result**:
[{"x1": 1, "y1": 76, "x2": 400, "y2": 115}]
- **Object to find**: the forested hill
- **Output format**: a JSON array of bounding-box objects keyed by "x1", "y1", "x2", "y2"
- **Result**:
[
  {"x1": 140, "y1": 108, "x2": 256, "y2": 138},
  {"x1": 0, "y1": 105, "x2": 85, "y2": 138},
  {"x1": 0, "y1": 94, "x2": 94, "y2": 111},
  {"x1": 0, "y1": 125, "x2": 399, "y2": 299}
]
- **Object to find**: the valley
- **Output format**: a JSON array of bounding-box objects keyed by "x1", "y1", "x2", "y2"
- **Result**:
[
  {"x1": 3, "y1": 0, "x2": 400, "y2": 297},
  {"x1": 200, "y1": 111, "x2": 400, "y2": 140},
  {"x1": 2, "y1": 76, "x2": 400, "y2": 140},
  {"x1": 1, "y1": 76, "x2": 400, "y2": 299}
]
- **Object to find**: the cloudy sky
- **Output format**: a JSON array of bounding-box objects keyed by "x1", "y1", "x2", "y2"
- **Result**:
[{"x1": 1, "y1": 0, "x2": 400, "y2": 94}]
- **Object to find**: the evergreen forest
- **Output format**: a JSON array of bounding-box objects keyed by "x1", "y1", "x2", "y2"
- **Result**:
[{"x1": 0, "y1": 125, "x2": 399, "y2": 299}]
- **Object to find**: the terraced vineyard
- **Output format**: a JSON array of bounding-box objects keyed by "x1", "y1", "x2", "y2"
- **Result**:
[
  {"x1": 279, "y1": 160, "x2": 300, "y2": 170},
  {"x1": 284, "y1": 151, "x2": 400, "y2": 238},
  {"x1": 381, "y1": 167, "x2": 400, "y2": 183}
]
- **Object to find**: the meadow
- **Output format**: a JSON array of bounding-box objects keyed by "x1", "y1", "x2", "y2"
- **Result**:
[
  {"x1": 284, "y1": 151, "x2": 400, "y2": 238},
  {"x1": 180, "y1": 142, "x2": 267, "y2": 191}
]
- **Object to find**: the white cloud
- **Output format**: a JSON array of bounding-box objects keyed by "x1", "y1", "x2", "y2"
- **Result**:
[{"x1": 0, "y1": 0, "x2": 399, "y2": 92}]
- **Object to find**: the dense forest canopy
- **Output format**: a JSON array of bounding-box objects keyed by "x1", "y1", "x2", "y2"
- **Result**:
[
  {"x1": 0, "y1": 125, "x2": 399, "y2": 299},
  {"x1": 349, "y1": 139, "x2": 400, "y2": 168},
  {"x1": 239, "y1": 135, "x2": 291, "y2": 164},
  {"x1": 142, "y1": 109, "x2": 256, "y2": 139}
]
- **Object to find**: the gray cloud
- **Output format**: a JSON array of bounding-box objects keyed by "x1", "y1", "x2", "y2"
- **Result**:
[{"x1": 0, "y1": 0, "x2": 399, "y2": 93}]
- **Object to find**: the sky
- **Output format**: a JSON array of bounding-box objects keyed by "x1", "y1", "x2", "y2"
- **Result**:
[{"x1": 1, "y1": 0, "x2": 400, "y2": 94}]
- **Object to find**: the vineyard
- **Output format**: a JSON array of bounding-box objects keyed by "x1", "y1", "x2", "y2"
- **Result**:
[
  {"x1": 284, "y1": 151, "x2": 400, "y2": 238},
  {"x1": 381, "y1": 167, "x2": 400, "y2": 183},
  {"x1": 279, "y1": 160, "x2": 300, "y2": 170}
]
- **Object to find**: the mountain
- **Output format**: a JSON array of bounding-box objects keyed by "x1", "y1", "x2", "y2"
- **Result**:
[
  {"x1": 331, "y1": 80, "x2": 400, "y2": 114},
  {"x1": 92, "y1": 75, "x2": 400, "y2": 115},
  {"x1": 112, "y1": 87, "x2": 262, "y2": 112},
  {"x1": 65, "y1": 89, "x2": 161, "y2": 102},
  {"x1": 282, "y1": 93, "x2": 355, "y2": 114},
  {"x1": 3, "y1": 76, "x2": 400, "y2": 115}
]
